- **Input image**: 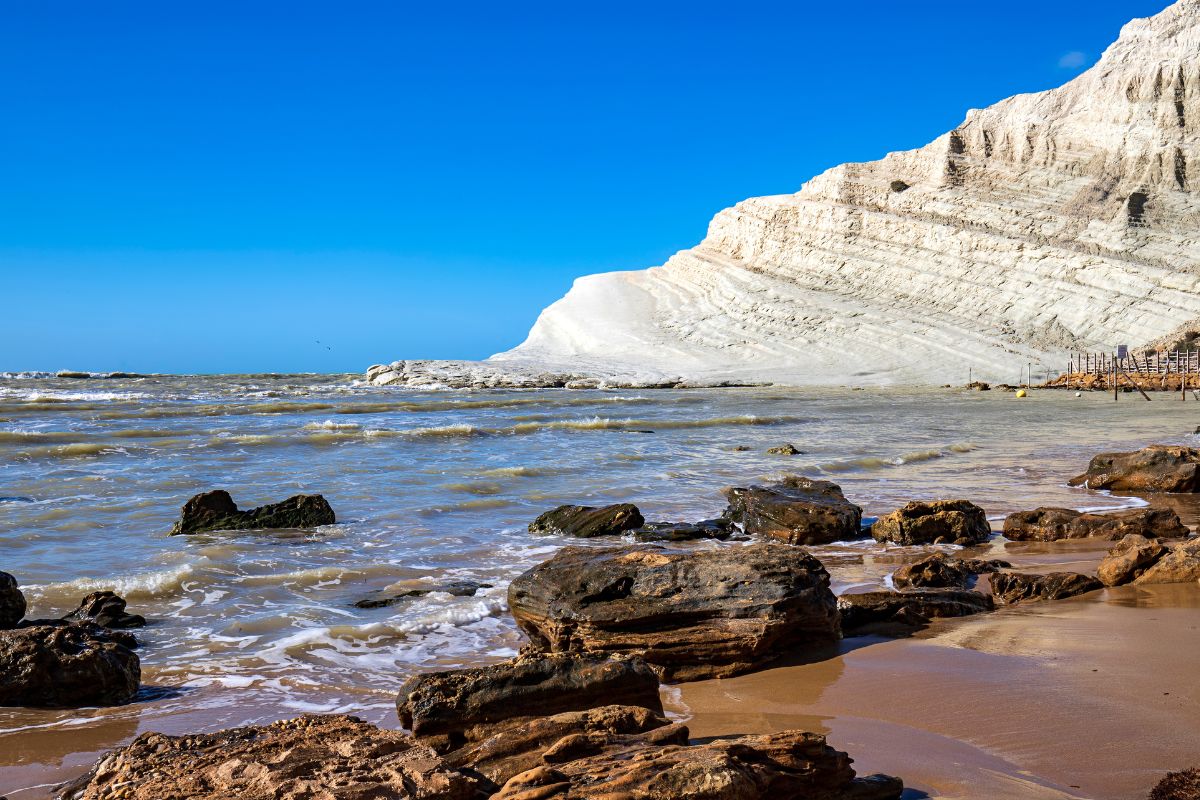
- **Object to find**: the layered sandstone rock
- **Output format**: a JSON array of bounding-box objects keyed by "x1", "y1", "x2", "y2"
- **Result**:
[
  {"x1": 1003, "y1": 506, "x2": 1189, "y2": 540},
  {"x1": 989, "y1": 572, "x2": 1103, "y2": 604},
  {"x1": 368, "y1": 0, "x2": 1200, "y2": 388},
  {"x1": 508, "y1": 543, "x2": 839, "y2": 680},
  {"x1": 0, "y1": 622, "x2": 140, "y2": 707},
  {"x1": 838, "y1": 589, "x2": 993, "y2": 635},
  {"x1": 724, "y1": 477, "x2": 863, "y2": 545},
  {"x1": 871, "y1": 500, "x2": 990, "y2": 546},
  {"x1": 170, "y1": 490, "x2": 335, "y2": 535},
  {"x1": 1069, "y1": 446, "x2": 1200, "y2": 493},
  {"x1": 528, "y1": 503, "x2": 644, "y2": 538},
  {"x1": 891, "y1": 552, "x2": 1009, "y2": 589}
]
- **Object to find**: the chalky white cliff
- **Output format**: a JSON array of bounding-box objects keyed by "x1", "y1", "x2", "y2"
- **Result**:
[{"x1": 370, "y1": 0, "x2": 1200, "y2": 388}]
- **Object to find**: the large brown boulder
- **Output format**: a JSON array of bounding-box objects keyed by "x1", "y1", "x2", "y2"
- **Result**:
[
  {"x1": 396, "y1": 652, "x2": 662, "y2": 750},
  {"x1": 508, "y1": 543, "x2": 839, "y2": 681},
  {"x1": 989, "y1": 572, "x2": 1103, "y2": 604},
  {"x1": 1068, "y1": 445, "x2": 1200, "y2": 492},
  {"x1": 0, "y1": 570, "x2": 25, "y2": 629},
  {"x1": 444, "y1": 704, "x2": 672, "y2": 786},
  {"x1": 1134, "y1": 538, "x2": 1200, "y2": 584},
  {"x1": 170, "y1": 490, "x2": 335, "y2": 535},
  {"x1": 891, "y1": 553, "x2": 1010, "y2": 589},
  {"x1": 58, "y1": 714, "x2": 482, "y2": 800},
  {"x1": 65, "y1": 591, "x2": 146, "y2": 629},
  {"x1": 0, "y1": 622, "x2": 139, "y2": 707},
  {"x1": 838, "y1": 589, "x2": 993, "y2": 635},
  {"x1": 528, "y1": 503, "x2": 644, "y2": 537},
  {"x1": 871, "y1": 500, "x2": 991, "y2": 545},
  {"x1": 723, "y1": 476, "x2": 863, "y2": 545},
  {"x1": 492, "y1": 726, "x2": 904, "y2": 800},
  {"x1": 1097, "y1": 534, "x2": 1169, "y2": 586},
  {"x1": 1003, "y1": 506, "x2": 1188, "y2": 541}
]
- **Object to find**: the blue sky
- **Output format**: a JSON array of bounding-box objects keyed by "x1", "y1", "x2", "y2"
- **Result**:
[{"x1": 0, "y1": 0, "x2": 1170, "y2": 374}]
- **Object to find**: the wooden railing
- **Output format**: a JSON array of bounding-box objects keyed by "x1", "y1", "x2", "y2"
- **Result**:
[{"x1": 1070, "y1": 350, "x2": 1200, "y2": 376}]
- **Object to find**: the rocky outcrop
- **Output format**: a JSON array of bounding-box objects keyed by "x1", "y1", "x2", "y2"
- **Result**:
[
  {"x1": 767, "y1": 443, "x2": 802, "y2": 455},
  {"x1": 355, "y1": 581, "x2": 492, "y2": 609},
  {"x1": 838, "y1": 589, "x2": 993, "y2": 635},
  {"x1": 396, "y1": 652, "x2": 662, "y2": 749},
  {"x1": 58, "y1": 714, "x2": 482, "y2": 800},
  {"x1": 891, "y1": 553, "x2": 1009, "y2": 589},
  {"x1": 1068, "y1": 446, "x2": 1200, "y2": 493},
  {"x1": 491, "y1": 726, "x2": 904, "y2": 800},
  {"x1": 1132, "y1": 537, "x2": 1200, "y2": 584},
  {"x1": 368, "y1": 1, "x2": 1200, "y2": 389},
  {"x1": 0, "y1": 570, "x2": 25, "y2": 629},
  {"x1": 0, "y1": 622, "x2": 139, "y2": 707},
  {"x1": 631, "y1": 518, "x2": 735, "y2": 542},
  {"x1": 871, "y1": 500, "x2": 990, "y2": 546},
  {"x1": 169, "y1": 490, "x2": 335, "y2": 535},
  {"x1": 444, "y1": 704, "x2": 672, "y2": 786},
  {"x1": 508, "y1": 543, "x2": 839, "y2": 681},
  {"x1": 65, "y1": 591, "x2": 146, "y2": 629},
  {"x1": 989, "y1": 572, "x2": 1103, "y2": 604},
  {"x1": 1003, "y1": 506, "x2": 1189, "y2": 541},
  {"x1": 1097, "y1": 534, "x2": 1170, "y2": 586},
  {"x1": 528, "y1": 504, "x2": 644, "y2": 538},
  {"x1": 723, "y1": 477, "x2": 863, "y2": 545}
]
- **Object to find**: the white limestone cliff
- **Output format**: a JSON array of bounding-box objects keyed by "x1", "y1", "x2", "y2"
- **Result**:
[{"x1": 370, "y1": 0, "x2": 1200, "y2": 388}]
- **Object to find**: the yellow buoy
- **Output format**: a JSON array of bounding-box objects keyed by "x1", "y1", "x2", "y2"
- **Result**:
[{"x1": 1015, "y1": 389, "x2": 1027, "y2": 398}]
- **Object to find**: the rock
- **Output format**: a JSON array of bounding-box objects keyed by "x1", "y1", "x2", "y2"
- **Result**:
[
  {"x1": 1150, "y1": 767, "x2": 1200, "y2": 800},
  {"x1": 1068, "y1": 445, "x2": 1200, "y2": 493},
  {"x1": 631, "y1": 518, "x2": 734, "y2": 542},
  {"x1": 1003, "y1": 506, "x2": 1189, "y2": 541},
  {"x1": 731, "y1": 445, "x2": 752, "y2": 451},
  {"x1": 767, "y1": 443, "x2": 803, "y2": 455},
  {"x1": 966, "y1": 381, "x2": 991, "y2": 391},
  {"x1": 491, "y1": 726, "x2": 904, "y2": 800},
  {"x1": 0, "y1": 571, "x2": 25, "y2": 629},
  {"x1": 443, "y1": 704, "x2": 671, "y2": 786},
  {"x1": 355, "y1": 581, "x2": 493, "y2": 609},
  {"x1": 508, "y1": 543, "x2": 839, "y2": 681},
  {"x1": 839, "y1": 589, "x2": 993, "y2": 635},
  {"x1": 989, "y1": 572, "x2": 1103, "y2": 604},
  {"x1": 1134, "y1": 537, "x2": 1200, "y2": 584},
  {"x1": 528, "y1": 504, "x2": 644, "y2": 538},
  {"x1": 871, "y1": 500, "x2": 990, "y2": 545},
  {"x1": 890, "y1": 552, "x2": 1003, "y2": 589},
  {"x1": 956, "y1": 557, "x2": 1012, "y2": 574},
  {"x1": 58, "y1": 714, "x2": 482, "y2": 800},
  {"x1": 64, "y1": 591, "x2": 145, "y2": 629},
  {"x1": 0, "y1": 622, "x2": 139, "y2": 707},
  {"x1": 396, "y1": 652, "x2": 662, "y2": 749},
  {"x1": 169, "y1": 490, "x2": 335, "y2": 535},
  {"x1": 723, "y1": 476, "x2": 863, "y2": 545},
  {"x1": 1098, "y1": 534, "x2": 1171, "y2": 586}
]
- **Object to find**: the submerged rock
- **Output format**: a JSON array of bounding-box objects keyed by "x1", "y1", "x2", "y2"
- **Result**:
[
  {"x1": 0, "y1": 571, "x2": 26, "y2": 629},
  {"x1": 767, "y1": 443, "x2": 803, "y2": 455},
  {"x1": 59, "y1": 714, "x2": 481, "y2": 800},
  {"x1": 631, "y1": 518, "x2": 734, "y2": 542},
  {"x1": 1098, "y1": 534, "x2": 1171, "y2": 586},
  {"x1": 528, "y1": 504, "x2": 644, "y2": 538},
  {"x1": 491, "y1": 726, "x2": 904, "y2": 800},
  {"x1": 891, "y1": 553, "x2": 1009, "y2": 589},
  {"x1": 355, "y1": 581, "x2": 492, "y2": 609},
  {"x1": 396, "y1": 652, "x2": 662, "y2": 749},
  {"x1": 65, "y1": 591, "x2": 145, "y2": 629},
  {"x1": 839, "y1": 589, "x2": 993, "y2": 635},
  {"x1": 989, "y1": 572, "x2": 1103, "y2": 604},
  {"x1": 169, "y1": 490, "x2": 335, "y2": 535},
  {"x1": 871, "y1": 500, "x2": 990, "y2": 546},
  {"x1": 1003, "y1": 506, "x2": 1189, "y2": 541},
  {"x1": 444, "y1": 704, "x2": 672, "y2": 786},
  {"x1": 1068, "y1": 445, "x2": 1200, "y2": 493},
  {"x1": 508, "y1": 543, "x2": 839, "y2": 681},
  {"x1": 0, "y1": 622, "x2": 139, "y2": 707},
  {"x1": 723, "y1": 476, "x2": 863, "y2": 545}
]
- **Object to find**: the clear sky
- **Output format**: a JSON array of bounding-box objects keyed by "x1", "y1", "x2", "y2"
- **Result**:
[{"x1": 0, "y1": 0, "x2": 1171, "y2": 374}]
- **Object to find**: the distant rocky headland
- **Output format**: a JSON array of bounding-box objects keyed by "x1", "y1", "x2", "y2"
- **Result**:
[{"x1": 369, "y1": 0, "x2": 1200, "y2": 389}]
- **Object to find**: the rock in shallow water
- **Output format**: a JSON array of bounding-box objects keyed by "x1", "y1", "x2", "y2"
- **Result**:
[
  {"x1": 723, "y1": 476, "x2": 863, "y2": 545},
  {"x1": 65, "y1": 591, "x2": 146, "y2": 629},
  {"x1": 169, "y1": 489, "x2": 335, "y2": 535},
  {"x1": 891, "y1": 553, "x2": 1011, "y2": 589},
  {"x1": 508, "y1": 543, "x2": 839, "y2": 681},
  {"x1": 354, "y1": 580, "x2": 492, "y2": 609},
  {"x1": 989, "y1": 572, "x2": 1103, "y2": 604},
  {"x1": 871, "y1": 499, "x2": 990, "y2": 546},
  {"x1": 528, "y1": 503, "x2": 644, "y2": 538},
  {"x1": 0, "y1": 622, "x2": 139, "y2": 707},
  {"x1": 1068, "y1": 445, "x2": 1200, "y2": 493},
  {"x1": 0, "y1": 570, "x2": 25, "y2": 629},
  {"x1": 631, "y1": 517, "x2": 735, "y2": 542},
  {"x1": 1003, "y1": 506, "x2": 1189, "y2": 541},
  {"x1": 58, "y1": 714, "x2": 481, "y2": 800},
  {"x1": 838, "y1": 589, "x2": 993, "y2": 635}
]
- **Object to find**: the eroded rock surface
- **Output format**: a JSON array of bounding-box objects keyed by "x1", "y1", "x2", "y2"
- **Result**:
[
  {"x1": 990, "y1": 572, "x2": 1103, "y2": 604},
  {"x1": 508, "y1": 543, "x2": 839, "y2": 680},
  {"x1": 170, "y1": 490, "x2": 335, "y2": 535},
  {"x1": 528, "y1": 504, "x2": 644, "y2": 538},
  {"x1": 724, "y1": 477, "x2": 863, "y2": 545},
  {"x1": 839, "y1": 589, "x2": 993, "y2": 635},
  {"x1": 1134, "y1": 537, "x2": 1200, "y2": 584},
  {"x1": 0, "y1": 622, "x2": 139, "y2": 707},
  {"x1": 891, "y1": 553, "x2": 1010, "y2": 589},
  {"x1": 1004, "y1": 506, "x2": 1189, "y2": 541},
  {"x1": 1069, "y1": 446, "x2": 1200, "y2": 493},
  {"x1": 58, "y1": 714, "x2": 481, "y2": 800},
  {"x1": 632, "y1": 518, "x2": 734, "y2": 542},
  {"x1": 0, "y1": 571, "x2": 25, "y2": 629},
  {"x1": 872, "y1": 500, "x2": 990, "y2": 545},
  {"x1": 65, "y1": 591, "x2": 146, "y2": 629},
  {"x1": 355, "y1": 581, "x2": 492, "y2": 609},
  {"x1": 1097, "y1": 534, "x2": 1170, "y2": 586}
]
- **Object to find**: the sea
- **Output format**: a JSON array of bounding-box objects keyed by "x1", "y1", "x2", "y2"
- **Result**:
[{"x1": 1, "y1": 372, "x2": 1197, "y2": 796}]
